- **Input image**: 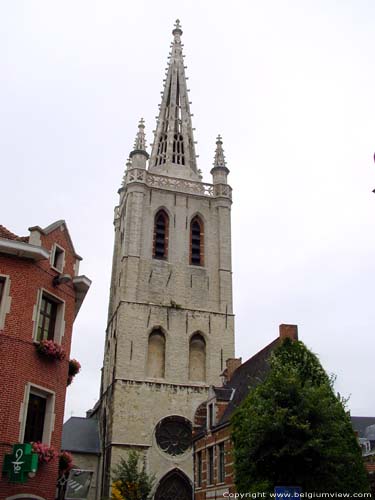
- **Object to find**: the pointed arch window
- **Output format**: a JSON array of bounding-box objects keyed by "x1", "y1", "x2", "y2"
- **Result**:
[
  {"x1": 154, "y1": 468, "x2": 192, "y2": 500},
  {"x1": 146, "y1": 329, "x2": 166, "y2": 379},
  {"x1": 153, "y1": 210, "x2": 169, "y2": 260},
  {"x1": 190, "y1": 216, "x2": 204, "y2": 266},
  {"x1": 173, "y1": 133, "x2": 185, "y2": 165},
  {"x1": 156, "y1": 133, "x2": 168, "y2": 165},
  {"x1": 189, "y1": 333, "x2": 206, "y2": 382}
]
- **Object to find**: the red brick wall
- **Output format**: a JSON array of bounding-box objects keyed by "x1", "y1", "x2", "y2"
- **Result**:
[
  {"x1": 0, "y1": 227, "x2": 80, "y2": 500},
  {"x1": 194, "y1": 424, "x2": 236, "y2": 499}
]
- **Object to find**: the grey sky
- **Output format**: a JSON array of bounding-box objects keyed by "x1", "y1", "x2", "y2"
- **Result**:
[{"x1": 1, "y1": 0, "x2": 374, "y2": 419}]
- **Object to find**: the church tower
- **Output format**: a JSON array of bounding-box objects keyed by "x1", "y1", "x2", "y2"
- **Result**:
[{"x1": 99, "y1": 20, "x2": 234, "y2": 499}]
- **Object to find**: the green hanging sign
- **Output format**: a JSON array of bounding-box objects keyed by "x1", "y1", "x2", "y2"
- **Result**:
[{"x1": 3, "y1": 443, "x2": 38, "y2": 483}]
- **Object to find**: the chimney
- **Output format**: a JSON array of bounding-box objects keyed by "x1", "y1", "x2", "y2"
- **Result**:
[
  {"x1": 279, "y1": 324, "x2": 298, "y2": 341},
  {"x1": 225, "y1": 357, "x2": 242, "y2": 382}
]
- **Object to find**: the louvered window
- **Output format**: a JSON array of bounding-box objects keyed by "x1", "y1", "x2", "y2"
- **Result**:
[
  {"x1": 153, "y1": 210, "x2": 169, "y2": 259},
  {"x1": 190, "y1": 216, "x2": 204, "y2": 266}
]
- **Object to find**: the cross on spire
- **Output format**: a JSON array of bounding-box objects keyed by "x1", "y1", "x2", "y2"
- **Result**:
[{"x1": 149, "y1": 20, "x2": 198, "y2": 175}]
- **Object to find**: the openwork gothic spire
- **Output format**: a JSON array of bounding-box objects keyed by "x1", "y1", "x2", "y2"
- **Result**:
[
  {"x1": 213, "y1": 135, "x2": 226, "y2": 168},
  {"x1": 149, "y1": 20, "x2": 198, "y2": 174}
]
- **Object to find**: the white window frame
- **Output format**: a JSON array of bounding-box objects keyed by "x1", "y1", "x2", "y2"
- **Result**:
[
  {"x1": 19, "y1": 382, "x2": 56, "y2": 445},
  {"x1": 0, "y1": 273, "x2": 11, "y2": 330},
  {"x1": 50, "y1": 243, "x2": 65, "y2": 273},
  {"x1": 207, "y1": 401, "x2": 215, "y2": 429},
  {"x1": 32, "y1": 288, "x2": 65, "y2": 343}
]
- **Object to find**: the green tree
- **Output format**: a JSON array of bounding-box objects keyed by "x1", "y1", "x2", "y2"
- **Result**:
[
  {"x1": 231, "y1": 339, "x2": 370, "y2": 493},
  {"x1": 111, "y1": 450, "x2": 155, "y2": 500}
]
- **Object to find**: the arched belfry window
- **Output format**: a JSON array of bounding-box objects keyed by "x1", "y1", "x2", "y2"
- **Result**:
[
  {"x1": 189, "y1": 333, "x2": 206, "y2": 382},
  {"x1": 153, "y1": 210, "x2": 169, "y2": 260},
  {"x1": 173, "y1": 133, "x2": 185, "y2": 165},
  {"x1": 146, "y1": 329, "x2": 166, "y2": 379},
  {"x1": 190, "y1": 216, "x2": 204, "y2": 266}
]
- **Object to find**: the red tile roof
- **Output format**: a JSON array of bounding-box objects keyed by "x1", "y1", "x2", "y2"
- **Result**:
[{"x1": 0, "y1": 225, "x2": 28, "y2": 242}]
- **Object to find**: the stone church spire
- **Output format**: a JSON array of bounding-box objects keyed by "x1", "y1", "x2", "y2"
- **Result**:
[
  {"x1": 98, "y1": 21, "x2": 234, "y2": 500},
  {"x1": 149, "y1": 20, "x2": 198, "y2": 178}
]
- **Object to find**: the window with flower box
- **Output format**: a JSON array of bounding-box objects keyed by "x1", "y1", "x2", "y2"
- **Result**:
[
  {"x1": 24, "y1": 393, "x2": 46, "y2": 443},
  {"x1": 20, "y1": 383, "x2": 55, "y2": 446},
  {"x1": 37, "y1": 296, "x2": 57, "y2": 341},
  {"x1": 33, "y1": 289, "x2": 65, "y2": 343}
]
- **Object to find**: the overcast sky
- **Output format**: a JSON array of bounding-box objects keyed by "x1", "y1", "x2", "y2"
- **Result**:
[{"x1": 1, "y1": 0, "x2": 374, "y2": 419}]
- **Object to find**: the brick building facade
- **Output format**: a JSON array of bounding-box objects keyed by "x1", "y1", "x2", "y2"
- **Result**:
[
  {"x1": 192, "y1": 325, "x2": 299, "y2": 499},
  {"x1": 0, "y1": 221, "x2": 91, "y2": 500}
]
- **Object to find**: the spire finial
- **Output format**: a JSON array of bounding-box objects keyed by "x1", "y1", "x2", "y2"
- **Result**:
[
  {"x1": 133, "y1": 118, "x2": 147, "y2": 151},
  {"x1": 172, "y1": 19, "x2": 183, "y2": 39},
  {"x1": 213, "y1": 134, "x2": 226, "y2": 168}
]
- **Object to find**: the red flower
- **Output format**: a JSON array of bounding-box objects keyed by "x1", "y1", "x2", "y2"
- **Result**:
[
  {"x1": 59, "y1": 450, "x2": 74, "y2": 473},
  {"x1": 32, "y1": 442, "x2": 57, "y2": 464},
  {"x1": 67, "y1": 359, "x2": 81, "y2": 385},
  {"x1": 36, "y1": 339, "x2": 66, "y2": 360}
]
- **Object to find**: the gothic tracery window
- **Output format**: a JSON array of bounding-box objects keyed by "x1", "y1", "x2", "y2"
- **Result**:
[
  {"x1": 172, "y1": 133, "x2": 185, "y2": 165},
  {"x1": 153, "y1": 210, "x2": 169, "y2": 260},
  {"x1": 155, "y1": 416, "x2": 192, "y2": 456},
  {"x1": 190, "y1": 216, "x2": 204, "y2": 266},
  {"x1": 157, "y1": 133, "x2": 168, "y2": 165},
  {"x1": 154, "y1": 468, "x2": 192, "y2": 500}
]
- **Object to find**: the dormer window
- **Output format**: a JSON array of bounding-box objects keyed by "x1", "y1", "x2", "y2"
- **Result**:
[
  {"x1": 51, "y1": 244, "x2": 65, "y2": 272},
  {"x1": 208, "y1": 402, "x2": 215, "y2": 429}
]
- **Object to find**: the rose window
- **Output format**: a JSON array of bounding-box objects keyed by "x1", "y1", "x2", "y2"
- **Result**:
[{"x1": 155, "y1": 416, "x2": 192, "y2": 456}]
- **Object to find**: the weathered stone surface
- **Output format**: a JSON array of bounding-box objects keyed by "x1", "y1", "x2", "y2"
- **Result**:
[{"x1": 98, "y1": 21, "x2": 234, "y2": 500}]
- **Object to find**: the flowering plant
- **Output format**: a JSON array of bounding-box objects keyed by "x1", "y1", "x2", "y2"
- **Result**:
[
  {"x1": 67, "y1": 358, "x2": 81, "y2": 385},
  {"x1": 59, "y1": 450, "x2": 74, "y2": 474},
  {"x1": 32, "y1": 441, "x2": 57, "y2": 464},
  {"x1": 36, "y1": 339, "x2": 66, "y2": 361}
]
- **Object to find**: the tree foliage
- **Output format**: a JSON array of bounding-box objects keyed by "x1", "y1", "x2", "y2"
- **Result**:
[
  {"x1": 111, "y1": 451, "x2": 155, "y2": 500},
  {"x1": 231, "y1": 339, "x2": 370, "y2": 493}
]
